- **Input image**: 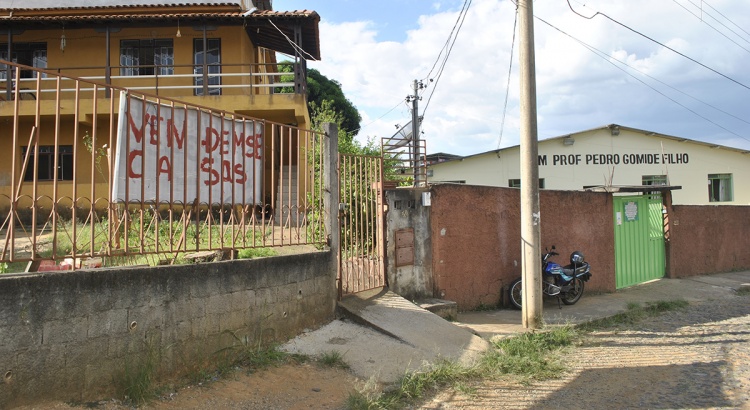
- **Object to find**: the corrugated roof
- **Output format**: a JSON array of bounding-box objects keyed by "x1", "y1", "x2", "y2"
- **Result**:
[{"x1": 0, "y1": 5, "x2": 321, "y2": 60}]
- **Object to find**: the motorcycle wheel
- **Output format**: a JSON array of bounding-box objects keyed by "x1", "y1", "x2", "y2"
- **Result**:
[
  {"x1": 561, "y1": 277, "x2": 585, "y2": 305},
  {"x1": 509, "y1": 277, "x2": 523, "y2": 310}
]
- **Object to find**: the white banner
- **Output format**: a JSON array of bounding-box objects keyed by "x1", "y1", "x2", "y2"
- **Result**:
[{"x1": 112, "y1": 92, "x2": 263, "y2": 205}]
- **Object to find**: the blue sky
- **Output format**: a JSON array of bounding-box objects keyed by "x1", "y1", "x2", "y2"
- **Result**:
[{"x1": 285, "y1": 1, "x2": 750, "y2": 156}]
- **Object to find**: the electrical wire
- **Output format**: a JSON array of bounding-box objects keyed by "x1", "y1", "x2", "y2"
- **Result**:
[
  {"x1": 268, "y1": 19, "x2": 319, "y2": 61},
  {"x1": 536, "y1": 15, "x2": 750, "y2": 144},
  {"x1": 498, "y1": 4, "x2": 519, "y2": 149},
  {"x1": 422, "y1": 0, "x2": 473, "y2": 118},
  {"x1": 422, "y1": 0, "x2": 472, "y2": 83},
  {"x1": 671, "y1": 0, "x2": 750, "y2": 53},
  {"x1": 701, "y1": 0, "x2": 750, "y2": 39},
  {"x1": 351, "y1": 99, "x2": 409, "y2": 135},
  {"x1": 565, "y1": 0, "x2": 750, "y2": 92}
]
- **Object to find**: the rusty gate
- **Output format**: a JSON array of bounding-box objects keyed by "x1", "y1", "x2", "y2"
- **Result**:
[{"x1": 337, "y1": 153, "x2": 386, "y2": 297}]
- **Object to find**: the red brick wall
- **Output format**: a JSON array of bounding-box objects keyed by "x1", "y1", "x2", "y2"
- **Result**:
[
  {"x1": 430, "y1": 184, "x2": 615, "y2": 311},
  {"x1": 667, "y1": 205, "x2": 750, "y2": 278}
]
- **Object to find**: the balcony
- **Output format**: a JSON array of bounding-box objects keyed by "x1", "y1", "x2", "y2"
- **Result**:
[{"x1": 0, "y1": 62, "x2": 307, "y2": 118}]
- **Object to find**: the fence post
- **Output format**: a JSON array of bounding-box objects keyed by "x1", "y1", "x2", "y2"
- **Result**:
[{"x1": 322, "y1": 122, "x2": 341, "y2": 297}]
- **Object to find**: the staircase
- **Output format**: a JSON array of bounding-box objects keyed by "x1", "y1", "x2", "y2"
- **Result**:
[{"x1": 273, "y1": 165, "x2": 303, "y2": 226}]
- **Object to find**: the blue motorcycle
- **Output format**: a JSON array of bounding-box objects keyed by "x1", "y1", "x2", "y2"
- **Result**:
[{"x1": 509, "y1": 246, "x2": 592, "y2": 309}]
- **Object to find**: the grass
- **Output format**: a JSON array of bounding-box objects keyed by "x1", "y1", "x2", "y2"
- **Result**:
[
  {"x1": 737, "y1": 286, "x2": 750, "y2": 296},
  {"x1": 348, "y1": 326, "x2": 576, "y2": 409},
  {"x1": 576, "y1": 299, "x2": 689, "y2": 332},
  {"x1": 349, "y1": 299, "x2": 692, "y2": 409},
  {"x1": 120, "y1": 340, "x2": 159, "y2": 406},
  {"x1": 318, "y1": 350, "x2": 349, "y2": 369}
]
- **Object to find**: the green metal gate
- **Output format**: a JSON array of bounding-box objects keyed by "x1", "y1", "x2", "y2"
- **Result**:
[{"x1": 613, "y1": 194, "x2": 666, "y2": 289}]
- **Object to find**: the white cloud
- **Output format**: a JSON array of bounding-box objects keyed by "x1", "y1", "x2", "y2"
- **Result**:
[{"x1": 310, "y1": 0, "x2": 750, "y2": 155}]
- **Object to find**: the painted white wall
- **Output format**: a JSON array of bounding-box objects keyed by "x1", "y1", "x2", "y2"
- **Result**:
[{"x1": 429, "y1": 127, "x2": 750, "y2": 205}]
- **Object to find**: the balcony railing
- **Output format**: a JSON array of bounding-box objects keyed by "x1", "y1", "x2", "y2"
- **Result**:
[{"x1": 0, "y1": 62, "x2": 304, "y2": 101}]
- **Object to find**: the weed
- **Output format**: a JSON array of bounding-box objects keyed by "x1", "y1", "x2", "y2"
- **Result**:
[
  {"x1": 318, "y1": 350, "x2": 349, "y2": 369},
  {"x1": 349, "y1": 326, "x2": 576, "y2": 409},
  {"x1": 237, "y1": 247, "x2": 276, "y2": 259},
  {"x1": 473, "y1": 303, "x2": 498, "y2": 312},
  {"x1": 577, "y1": 299, "x2": 689, "y2": 332},
  {"x1": 737, "y1": 286, "x2": 750, "y2": 296},
  {"x1": 120, "y1": 341, "x2": 159, "y2": 406}
]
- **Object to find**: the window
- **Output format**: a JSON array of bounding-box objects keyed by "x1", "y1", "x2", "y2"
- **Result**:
[
  {"x1": 642, "y1": 175, "x2": 667, "y2": 186},
  {"x1": 0, "y1": 42, "x2": 47, "y2": 80},
  {"x1": 508, "y1": 179, "x2": 545, "y2": 189},
  {"x1": 120, "y1": 39, "x2": 174, "y2": 76},
  {"x1": 642, "y1": 174, "x2": 667, "y2": 197},
  {"x1": 708, "y1": 174, "x2": 733, "y2": 202},
  {"x1": 194, "y1": 38, "x2": 221, "y2": 95},
  {"x1": 21, "y1": 146, "x2": 74, "y2": 181}
]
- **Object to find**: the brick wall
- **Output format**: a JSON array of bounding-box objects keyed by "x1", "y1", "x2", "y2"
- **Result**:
[
  {"x1": 0, "y1": 251, "x2": 336, "y2": 408},
  {"x1": 429, "y1": 184, "x2": 615, "y2": 310},
  {"x1": 667, "y1": 205, "x2": 750, "y2": 277}
]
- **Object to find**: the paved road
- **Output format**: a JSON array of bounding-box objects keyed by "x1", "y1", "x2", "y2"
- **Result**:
[{"x1": 421, "y1": 292, "x2": 750, "y2": 409}]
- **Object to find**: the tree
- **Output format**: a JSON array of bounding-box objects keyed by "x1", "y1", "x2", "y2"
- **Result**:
[{"x1": 278, "y1": 62, "x2": 362, "y2": 144}]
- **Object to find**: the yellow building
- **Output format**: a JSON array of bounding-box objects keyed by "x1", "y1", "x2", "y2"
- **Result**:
[
  {"x1": 0, "y1": 0, "x2": 320, "y2": 216},
  {"x1": 428, "y1": 124, "x2": 750, "y2": 205}
]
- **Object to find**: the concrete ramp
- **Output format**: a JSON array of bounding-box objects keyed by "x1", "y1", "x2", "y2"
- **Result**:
[{"x1": 282, "y1": 288, "x2": 488, "y2": 384}]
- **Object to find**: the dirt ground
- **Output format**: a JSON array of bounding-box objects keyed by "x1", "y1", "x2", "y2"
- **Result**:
[
  {"x1": 16, "y1": 294, "x2": 750, "y2": 410},
  {"x1": 15, "y1": 363, "x2": 360, "y2": 410}
]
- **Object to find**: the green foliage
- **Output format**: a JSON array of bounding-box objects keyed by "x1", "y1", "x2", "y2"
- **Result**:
[
  {"x1": 318, "y1": 350, "x2": 349, "y2": 369},
  {"x1": 350, "y1": 326, "x2": 577, "y2": 409},
  {"x1": 0, "y1": 262, "x2": 8, "y2": 274},
  {"x1": 120, "y1": 340, "x2": 159, "y2": 406},
  {"x1": 278, "y1": 62, "x2": 361, "y2": 138},
  {"x1": 576, "y1": 299, "x2": 689, "y2": 331},
  {"x1": 237, "y1": 247, "x2": 276, "y2": 259}
]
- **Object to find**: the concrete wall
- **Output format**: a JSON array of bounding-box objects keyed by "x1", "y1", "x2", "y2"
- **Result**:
[
  {"x1": 0, "y1": 251, "x2": 336, "y2": 408},
  {"x1": 666, "y1": 205, "x2": 750, "y2": 277},
  {"x1": 428, "y1": 184, "x2": 615, "y2": 311},
  {"x1": 385, "y1": 188, "x2": 433, "y2": 300}
]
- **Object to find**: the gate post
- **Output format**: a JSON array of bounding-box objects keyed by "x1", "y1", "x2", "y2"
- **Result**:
[{"x1": 322, "y1": 122, "x2": 341, "y2": 297}]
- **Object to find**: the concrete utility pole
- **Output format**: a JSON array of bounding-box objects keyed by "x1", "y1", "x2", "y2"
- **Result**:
[
  {"x1": 406, "y1": 80, "x2": 424, "y2": 185},
  {"x1": 518, "y1": 0, "x2": 543, "y2": 329}
]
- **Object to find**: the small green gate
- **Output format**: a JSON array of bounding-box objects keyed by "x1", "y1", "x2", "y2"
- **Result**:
[{"x1": 613, "y1": 194, "x2": 665, "y2": 289}]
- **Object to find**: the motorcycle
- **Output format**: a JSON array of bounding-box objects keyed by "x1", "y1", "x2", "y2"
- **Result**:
[{"x1": 509, "y1": 246, "x2": 592, "y2": 309}]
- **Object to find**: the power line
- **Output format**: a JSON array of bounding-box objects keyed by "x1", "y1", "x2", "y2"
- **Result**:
[
  {"x1": 423, "y1": 0, "x2": 472, "y2": 82},
  {"x1": 565, "y1": 0, "x2": 750, "y2": 92},
  {"x1": 422, "y1": 0, "x2": 473, "y2": 118},
  {"x1": 351, "y1": 99, "x2": 408, "y2": 135},
  {"x1": 536, "y1": 15, "x2": 750, "y2": 144},
  {"x1": 671, "y1": 0, "x2": 750, "y2": 53}
]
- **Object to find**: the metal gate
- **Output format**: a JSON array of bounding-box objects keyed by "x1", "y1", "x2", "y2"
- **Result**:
[
  {"x1": 613, "y1": 194, "x2": 666, "y2": 288},
  {"x1": 337, "y1": 153, "x2": 386, "y2": 297}
]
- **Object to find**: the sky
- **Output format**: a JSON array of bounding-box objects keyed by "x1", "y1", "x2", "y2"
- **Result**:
[{"x1": 276, "y1": 0, "x2": 750, "y2": 156}]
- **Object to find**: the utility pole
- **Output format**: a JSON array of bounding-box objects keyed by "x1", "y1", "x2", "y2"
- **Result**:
[
  {"x1": 518, "y1": 0, "x2": 542, "y2": 329},
  {"x1": 406, "y1": 80, "x2": 424, "y2": 186}
]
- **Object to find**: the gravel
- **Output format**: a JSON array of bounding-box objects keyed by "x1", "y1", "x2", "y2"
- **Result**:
[{"x1": 420, "y1": 293, "x2": 750, "y2": 409}]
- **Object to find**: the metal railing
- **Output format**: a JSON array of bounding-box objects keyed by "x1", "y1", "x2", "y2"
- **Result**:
[
  {"x1": 1, "y1": 62, "x2": 303, "y2": 100},
  {"x1": 381, "y1": 134, "x2": 428, "y2": 187},
  {"x1": 0, "y1": 62, "x2": 325, "y2": 272}
]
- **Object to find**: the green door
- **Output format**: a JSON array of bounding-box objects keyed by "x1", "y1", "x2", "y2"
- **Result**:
[{"x1": 613, "y1": 194, "x2": 665, "y2": 289}]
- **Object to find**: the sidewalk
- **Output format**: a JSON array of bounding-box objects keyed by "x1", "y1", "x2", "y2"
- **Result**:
[
  {"x1": 456, "y1": 270, "x2": 750, "y2": 340},
  {"x1": 282, "y1": 270, "x2": 750, "y2": 384}
]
